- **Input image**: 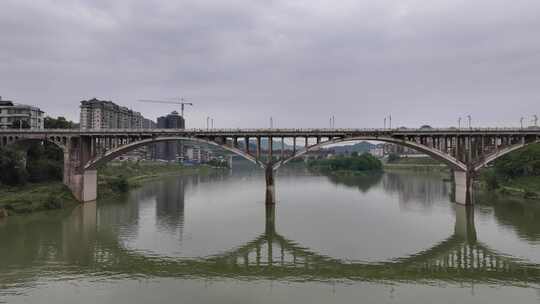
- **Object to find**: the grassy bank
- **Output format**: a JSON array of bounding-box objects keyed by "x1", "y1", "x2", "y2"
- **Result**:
[
  {"x1": 384, "y1": 163, "x2": 449, "y2": 172},
  {"x1": 0, "y1": 182, "x2": 79, "y2": 215},
  {"x1": 383, "y1": 156, "x2": 449, "y2": 172},
  {"x1": 97, "y1": 162, "x2": 224, "y2": 198},
  {"x1": 0, "y1": 161, "x2": 225, "y2": 216},
  {"x1": 478, "y1": 173, "x2": 540, "y2": 199}
]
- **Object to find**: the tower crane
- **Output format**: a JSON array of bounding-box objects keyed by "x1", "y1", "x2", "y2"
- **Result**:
[{"x1": 138, "y1": 98, "x2": 193, "y2": 117}]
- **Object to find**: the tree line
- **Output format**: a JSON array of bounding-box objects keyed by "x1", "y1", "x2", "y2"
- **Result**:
[
  {"x1": 0, "y1": 117, "x2": 73, "y2": 186},
  {"x1": 308, "y1": 152, "x2": 383, "y2": 172},
  {"x1": 481, "y1": 143, "x2": 540, "y2": 190}
]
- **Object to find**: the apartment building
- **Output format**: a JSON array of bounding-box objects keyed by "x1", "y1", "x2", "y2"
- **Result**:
[
  {"x1": 80, "y1": 98, "x2": 148, "y2": 130},
  {"x1": 0, "y1": 96, "x2": 44, "y2": 129},
  {"x1": 155, "y1": 111, "x2": 185, "y2": 162}
]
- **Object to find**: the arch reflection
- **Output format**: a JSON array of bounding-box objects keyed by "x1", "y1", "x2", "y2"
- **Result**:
[{"x1": 1, "y1": 173, "x2": 540, "y2": 291}]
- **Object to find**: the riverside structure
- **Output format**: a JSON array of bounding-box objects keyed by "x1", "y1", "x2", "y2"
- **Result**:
[{"x1": 1, "y1": 127, "x2": 539, "y2": 204}]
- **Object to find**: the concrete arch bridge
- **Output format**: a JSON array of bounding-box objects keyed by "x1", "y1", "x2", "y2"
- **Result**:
[{"x1": 0, "y1": 128, "x2": 539, "y2": 204}]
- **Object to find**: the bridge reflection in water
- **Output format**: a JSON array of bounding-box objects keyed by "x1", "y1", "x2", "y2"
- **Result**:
[
  {"x1": 1, "y1": 174, "x2": 540, "y2": 291},
  {"x1": 14, "y1": 201, "x2": 537, "y2": 285}
]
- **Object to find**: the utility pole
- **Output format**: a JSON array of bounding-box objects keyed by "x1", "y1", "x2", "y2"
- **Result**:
[
  {"x1": 270, "y1": 117, "x2": 273, "y2": 129},
  {"x1": 458, "y1": 117, "x2": 462, "y2": 129},
  {"x1": 389, "y1": 115, "x2": 392, "y2": 129}
]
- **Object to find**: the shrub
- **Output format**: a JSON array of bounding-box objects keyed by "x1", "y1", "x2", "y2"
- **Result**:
[
  {"x1": 0, "y1": 147, "x2": 28, "y2": 186},
  {"x1": 387, "y1": 153, "x2": 401, "y2": 163},
  {"x1": 44, "y1": 194, "x2": 63, "y2": 210},
  {"x1": 108, "y1": 176, "x2": 130, "y2": 192},
  {"x1": 480, "y1": 169, "x2": 499, "y2": 190}
]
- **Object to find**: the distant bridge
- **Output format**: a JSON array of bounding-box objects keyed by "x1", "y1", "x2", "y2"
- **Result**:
[{"x1": 1, "y1": 128, "x2": 539, "y2": 204}]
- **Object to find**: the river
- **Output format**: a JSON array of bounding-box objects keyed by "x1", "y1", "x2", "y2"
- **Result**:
[{"x1": 1, "y1": 167, "x2": 540, "y2": 303}]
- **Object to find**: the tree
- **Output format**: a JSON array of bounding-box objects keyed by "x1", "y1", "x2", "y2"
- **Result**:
[
  {"x1": 493, "y1": 143, "x2": 540, "y2": 178},
  {"x1": 44, "y1": 116, "x2": 74, "y2": 129},
  {"x1": 0, "y1": 147, "x2": 28, "y2": 185},
  {"x1": 387, "y1": 153, "x2": 400, "y2": 163},
  {"x1": 26, "y1": 142, "x2": 63, "y2": 182}
]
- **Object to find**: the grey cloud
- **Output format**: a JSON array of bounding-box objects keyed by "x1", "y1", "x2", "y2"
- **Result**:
[{"x1": 1, "y1": 0, "x2": 539, "y2": 128}]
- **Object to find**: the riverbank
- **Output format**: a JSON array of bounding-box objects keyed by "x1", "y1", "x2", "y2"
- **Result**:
[
  {"x1": 97, "y1": 162, "x2": 226, "y2": 198},
  {"x1": 383, "y1": 156, "x2": 449, "y2": 172},
  {"x1": 478, "y1": 175, "x2": 540, "y2": 199},
  {"x1": 0, "y1": 162, "x2": 226, "y2": 216},
  {"x1": 0, "y1": 182, "x2": 78, "y2": 215},
  {"x1": 383, "y1": 163, "x2": 448, "y2": 172}
]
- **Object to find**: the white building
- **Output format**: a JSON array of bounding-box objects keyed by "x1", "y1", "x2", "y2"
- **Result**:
[
  {"x1": 369, "y1": 146, "x2": 385, "y2": 158},
  {"x1": 186, "y1": 146, "x2": 212, "y2": 163},
  {"x1": 80, "y1": 98, "x2": 149, "y2": 130},
  {"x1": 0, "y1": 97, "x2": 44, "y2": 129}
]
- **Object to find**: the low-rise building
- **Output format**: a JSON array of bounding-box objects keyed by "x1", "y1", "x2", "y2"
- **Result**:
[
  {"x1": 0, "y1": 97, "x2": 44, "y2": 129},
  {"x1": 185, "y1": 146, "x2": 212, "y2": 163}
]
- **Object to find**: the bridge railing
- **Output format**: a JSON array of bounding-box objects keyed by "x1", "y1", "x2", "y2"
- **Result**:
[{"x1": 0, "y1": 127, "x2": 539, "y2": 133}]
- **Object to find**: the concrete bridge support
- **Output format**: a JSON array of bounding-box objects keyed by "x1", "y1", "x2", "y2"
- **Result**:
[
  {"x1": 453, "y1": 170, "x2": 472, "y2": 205},
  {"x1": 265, "y1": 166, "x2": 276, "y2": 205},
  {"x1": 62, "y1": 137, "x2": 98, "y2": 202},
  {"x1": 454, "y1": 205, "x2": 477, "y2": 243}
]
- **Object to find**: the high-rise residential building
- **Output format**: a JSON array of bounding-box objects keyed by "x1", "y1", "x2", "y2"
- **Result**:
[
  {"x1": 143, "y1": 118, "x2": 157, "y2": 129},
  {"x1": 80, "y1": 98, "x2": 148, "y2": 130},
  {"x1": 80, "y1": 98, "x2": 156, "y2": 161},
  {"x1": 0, "y1": 96, "x2": 44, "y2": 129},
  {"x1": 156, "y1": 111, "x2": 186, "y2": 161}
]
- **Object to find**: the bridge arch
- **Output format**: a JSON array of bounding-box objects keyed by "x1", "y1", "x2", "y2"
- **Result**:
[
  {"x1": 473, "y1": 139, "x2": 540, "y2": 172},
  {"x1": 5, "y1": 137, "x2": 67, "y2": 153},
  {"x1": 274, "y1": 136, "x2": 468, "y2": 171},
  {"x1": 85, "y1": 136, "x2": 264, "y2": 170}
]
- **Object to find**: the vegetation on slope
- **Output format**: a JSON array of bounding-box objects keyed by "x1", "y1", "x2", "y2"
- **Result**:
[
  {"x1": 480, "y1": 143, "x2": 540, "y2": 198},
  {"x1": 307, "y1": 152, "x2": 382, "y2": 176}
]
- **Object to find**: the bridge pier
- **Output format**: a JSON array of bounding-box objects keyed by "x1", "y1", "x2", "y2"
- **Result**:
[
  {"x1": 62, "y1": 137, "x2": 98, "y2": 202},
  {"x1": 265, "y1": 166, "x2": 276, "y2": 205},
  {"x1": 453, "y1": 170, "x2": 472, "y2": 205},
  {"x1": 454, "y1": 205, "x2": 477, "y2": 243}
]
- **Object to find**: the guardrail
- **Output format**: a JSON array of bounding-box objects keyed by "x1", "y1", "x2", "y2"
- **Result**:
[{"x1": 0, "y1": 127, "x2": 539, "y2": 133}]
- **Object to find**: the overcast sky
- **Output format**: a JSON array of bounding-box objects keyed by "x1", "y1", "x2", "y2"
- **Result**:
[{"x1": 1, "y1": 0, "x2": 539, "y2": 128}]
